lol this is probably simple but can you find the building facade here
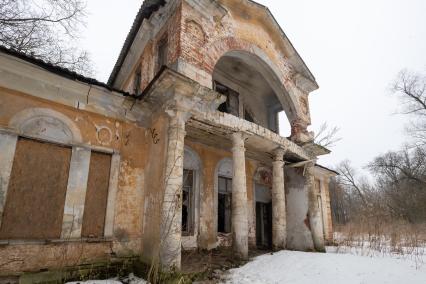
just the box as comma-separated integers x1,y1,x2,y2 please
0,0,336,277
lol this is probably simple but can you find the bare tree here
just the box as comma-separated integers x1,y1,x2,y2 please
335,160,369,207
0,0,93,75
392,70,426,146
368,147,426,223
328,177,349,224
314,122,341,148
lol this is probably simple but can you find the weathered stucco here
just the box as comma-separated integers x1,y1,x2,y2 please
285,167,315,251
0,0,335,277
0,88,148,275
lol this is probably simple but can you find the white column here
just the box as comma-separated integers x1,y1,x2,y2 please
306,161,325,252
272,148,286,250
160,110,188,270
104,153,121,237
231,132,248,260
61,147,91,239
0,133,18,228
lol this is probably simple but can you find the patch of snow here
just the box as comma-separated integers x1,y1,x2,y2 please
66,273,147,284
225,249,426,284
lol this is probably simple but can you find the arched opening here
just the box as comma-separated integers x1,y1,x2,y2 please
9,107,82,144
212,51,293,135
182,146,202,239
214,158,233,235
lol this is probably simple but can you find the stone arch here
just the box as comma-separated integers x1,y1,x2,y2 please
215,157,233,179
184,146,202,171
205,37,302,122
9,108,82,144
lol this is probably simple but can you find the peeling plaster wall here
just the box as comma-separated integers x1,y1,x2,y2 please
140,114,168,264
285,167,315,251
123,0,313,126
184,140,256,250
313,171,334,243
185,140,229,249
178,0,311,124
0,88,148,275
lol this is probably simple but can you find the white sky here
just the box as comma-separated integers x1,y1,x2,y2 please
80,0,426,171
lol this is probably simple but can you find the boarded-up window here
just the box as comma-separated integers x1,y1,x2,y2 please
0,138,71,239
81,152,111,238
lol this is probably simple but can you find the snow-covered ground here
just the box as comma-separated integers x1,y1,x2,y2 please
225,247,426,284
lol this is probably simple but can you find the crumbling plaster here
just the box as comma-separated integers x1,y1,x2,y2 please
0,88,148,275
118,0,317,141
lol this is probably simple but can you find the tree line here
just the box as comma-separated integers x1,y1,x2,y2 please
330,71,426,226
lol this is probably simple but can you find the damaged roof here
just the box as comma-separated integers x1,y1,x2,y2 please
107,0,166,86
315,164,339,176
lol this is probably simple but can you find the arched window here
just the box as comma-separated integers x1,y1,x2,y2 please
215,158,233,234
0,108,119,241
182,146,201,237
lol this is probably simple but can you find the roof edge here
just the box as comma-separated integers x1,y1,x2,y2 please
107,0,166,86
0,45,132,96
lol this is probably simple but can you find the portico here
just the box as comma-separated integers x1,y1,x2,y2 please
140,68,326,268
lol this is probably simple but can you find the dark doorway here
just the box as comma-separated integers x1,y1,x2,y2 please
256,202,272,249
218,176,232,233
182,169,194,235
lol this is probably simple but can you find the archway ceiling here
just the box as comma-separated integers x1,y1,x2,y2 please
214,55,279,106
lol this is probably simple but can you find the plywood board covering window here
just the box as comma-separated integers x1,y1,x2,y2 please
81,151,111,238
0,138,71,239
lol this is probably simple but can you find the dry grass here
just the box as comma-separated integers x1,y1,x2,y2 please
332,221,426,268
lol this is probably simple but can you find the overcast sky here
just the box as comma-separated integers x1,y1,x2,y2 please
80,0,426,172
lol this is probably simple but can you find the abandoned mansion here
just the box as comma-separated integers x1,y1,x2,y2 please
0,0,337,276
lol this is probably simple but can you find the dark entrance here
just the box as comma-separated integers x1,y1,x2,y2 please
256,202,272,249
218,176,232,233
255,184,272,249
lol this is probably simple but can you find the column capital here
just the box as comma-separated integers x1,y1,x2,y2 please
273,147,287,162
165,108,191,129
231,132,248,149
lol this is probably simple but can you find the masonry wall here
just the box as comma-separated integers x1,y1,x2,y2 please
179,0,311,124
123,0,312,128
0,87,149,275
